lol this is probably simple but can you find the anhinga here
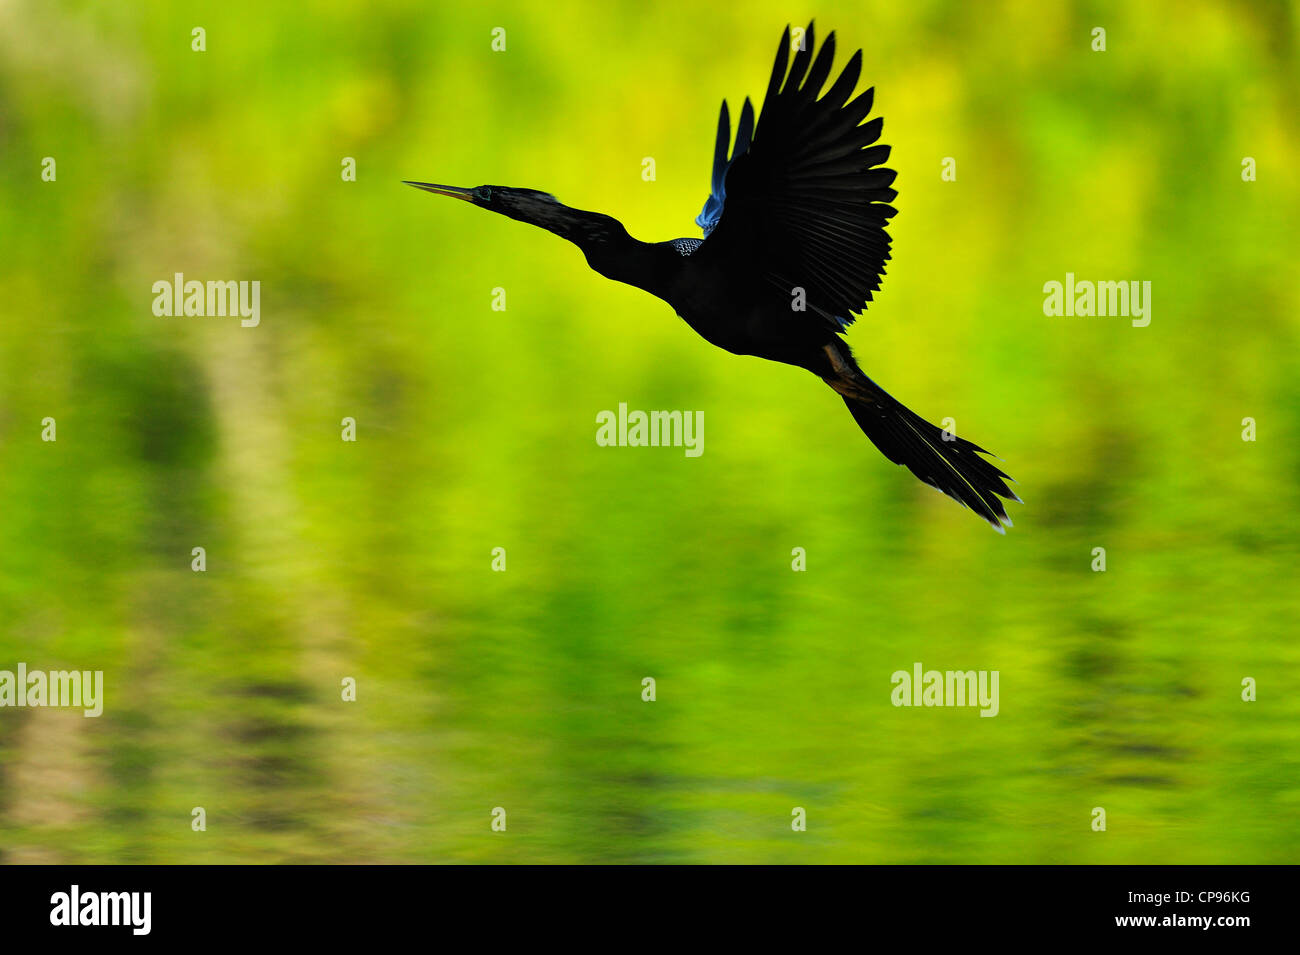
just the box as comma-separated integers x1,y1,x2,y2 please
407,22,1020,531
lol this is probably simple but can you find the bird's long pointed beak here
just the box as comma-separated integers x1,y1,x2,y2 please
403,181,475,201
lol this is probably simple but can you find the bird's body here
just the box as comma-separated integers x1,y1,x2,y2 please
408,23,1020,530
666,251,809,362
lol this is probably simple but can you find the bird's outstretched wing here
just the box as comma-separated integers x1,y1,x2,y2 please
696,22,897,332
695,98,754,237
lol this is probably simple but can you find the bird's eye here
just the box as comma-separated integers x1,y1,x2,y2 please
474,186,493,202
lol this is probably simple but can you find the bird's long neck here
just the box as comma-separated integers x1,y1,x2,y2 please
508,202,679,300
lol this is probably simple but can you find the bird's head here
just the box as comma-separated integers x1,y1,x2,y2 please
404,179,628,252
403,181,565,224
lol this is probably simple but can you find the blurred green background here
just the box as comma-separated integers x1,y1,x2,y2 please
1,0,1297,864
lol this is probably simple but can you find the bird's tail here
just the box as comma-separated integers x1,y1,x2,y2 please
837,375,1020,532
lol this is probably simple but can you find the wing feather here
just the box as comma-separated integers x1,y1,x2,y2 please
694,22,898,331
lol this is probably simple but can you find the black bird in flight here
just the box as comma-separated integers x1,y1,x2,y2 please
407,22,1019,530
